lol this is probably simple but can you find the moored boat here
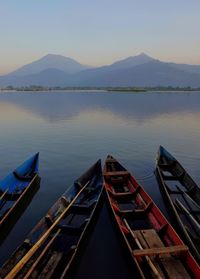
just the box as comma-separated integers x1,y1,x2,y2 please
104,155,200,279
1,159,103,279
156,146,200,204
155,146,200,264
0,153,40,242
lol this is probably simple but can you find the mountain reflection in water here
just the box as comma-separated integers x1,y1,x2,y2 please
0,91,200,278
0,91,200,122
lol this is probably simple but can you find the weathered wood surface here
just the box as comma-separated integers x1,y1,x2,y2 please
133,245,188,257
134,229,191,279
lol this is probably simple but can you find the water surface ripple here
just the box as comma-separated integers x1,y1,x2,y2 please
0,91,200,278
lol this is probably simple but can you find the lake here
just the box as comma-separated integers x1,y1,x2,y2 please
0,91,200,278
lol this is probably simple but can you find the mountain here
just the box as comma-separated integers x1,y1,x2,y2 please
0,53,200,87
108,53,153,70
69,60,200,87
9,54,90,76
67,53,155,85
0,69,70,87
167,63,200,75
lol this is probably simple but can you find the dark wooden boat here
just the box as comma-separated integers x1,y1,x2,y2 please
155,146,200,264
156,146,200,204
1,160,103,279
0,153,40,241
104,155,200,279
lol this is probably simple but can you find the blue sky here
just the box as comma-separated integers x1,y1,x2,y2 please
0,0,200,74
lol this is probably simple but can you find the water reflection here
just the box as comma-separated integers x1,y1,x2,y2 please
0,91,200,278
0,91,200,123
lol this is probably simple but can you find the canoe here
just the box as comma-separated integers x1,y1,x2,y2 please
1,160,103,279
0,153,40,241
156,146,200,204
104,155,200,279
155,146,200,264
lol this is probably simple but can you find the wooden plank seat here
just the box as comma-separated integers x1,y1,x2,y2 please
133,245,188,257
119,206,150,215
163,174,184,181
165,185,184,195
159,161,175,168
104,171,130,177
118,209,146,217
133,229,191,279
74,180,98,192
165,185,196,197
56,222,86,234
70,202,95,213
109,187,140,198
118,202,153,215
109,191,134,198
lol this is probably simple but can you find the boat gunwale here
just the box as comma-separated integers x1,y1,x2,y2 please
157,146,200,196
155,164,200,265
0,160,103,278
104,155,200,278
0,173,40,227
60,176,104,278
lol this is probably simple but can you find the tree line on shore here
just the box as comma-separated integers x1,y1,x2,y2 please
0,85,200,92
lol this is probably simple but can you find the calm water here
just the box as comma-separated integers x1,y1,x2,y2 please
0,91,200,278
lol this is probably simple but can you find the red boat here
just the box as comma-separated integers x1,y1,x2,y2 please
103,155,200,279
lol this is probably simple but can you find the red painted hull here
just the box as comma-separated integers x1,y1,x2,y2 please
103,155,200,279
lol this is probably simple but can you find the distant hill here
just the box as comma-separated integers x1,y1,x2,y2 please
0,69,70,87
0,53,200,87
167,63,200,75
73,60,200,87
9,54,90,76
108,53,153,70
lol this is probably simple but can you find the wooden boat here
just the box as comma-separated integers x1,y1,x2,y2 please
1,160,103,279
156,146,200,204
0,153,40,241
104,155,200,279
155,146,200,264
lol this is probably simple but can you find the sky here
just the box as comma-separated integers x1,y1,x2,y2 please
0,0,200,74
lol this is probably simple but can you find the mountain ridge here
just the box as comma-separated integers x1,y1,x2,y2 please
1,53,200,87
9,54,91,76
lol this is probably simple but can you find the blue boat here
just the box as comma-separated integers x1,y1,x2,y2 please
0,153,40,240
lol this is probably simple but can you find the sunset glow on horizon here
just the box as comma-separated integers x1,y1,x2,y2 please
0,0,200,74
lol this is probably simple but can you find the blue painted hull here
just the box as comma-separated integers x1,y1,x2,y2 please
0,153,40,241
0,153,39,195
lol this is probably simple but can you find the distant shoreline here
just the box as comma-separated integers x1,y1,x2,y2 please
0,87,200,93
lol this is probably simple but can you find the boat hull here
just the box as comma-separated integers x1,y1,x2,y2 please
155,146,200,264
1,160,103,278
0,154,40,243
104,155,200,279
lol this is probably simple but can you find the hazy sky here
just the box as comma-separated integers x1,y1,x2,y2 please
0,0,200,74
